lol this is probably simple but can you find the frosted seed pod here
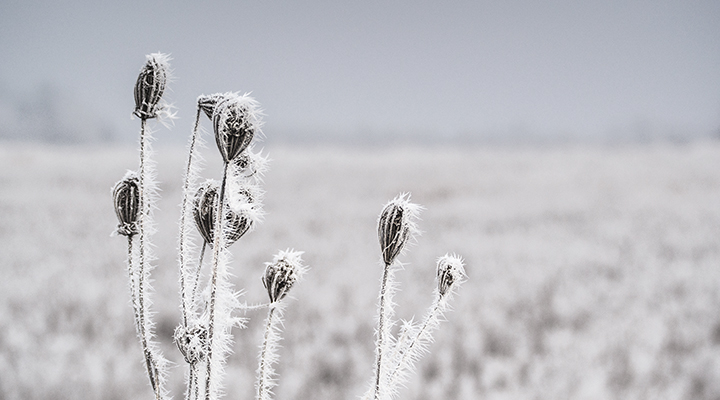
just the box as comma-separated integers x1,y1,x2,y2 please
112,172,140,237
173,322,208,365
231,148,268,179
378,193,421,265
436,254,467,297
212,94,261,163
197,93,227,120
261,250,306,303
133,53,169,120
192,181,252,246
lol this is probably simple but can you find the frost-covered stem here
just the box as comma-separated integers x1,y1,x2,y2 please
204,162,229,400
256,304,282,400
186,367,195,400
186,364,202,400
388,300,441,388
126,236,141,331
138,118,162,400
374,261,393,400
179,106,203,326
239,302,271,312
192,365,200,400
191,242,207,312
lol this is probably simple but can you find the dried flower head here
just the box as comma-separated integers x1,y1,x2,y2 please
173,322,208,365
113,171,140,237
261,249,307,303
133,53,170,120
436,254,467,297
212,93,263,163
193,180,252,246
378,193,421,265
231,146,270,180
197,93,227,120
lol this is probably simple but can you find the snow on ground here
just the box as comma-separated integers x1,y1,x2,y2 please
1,140,719,399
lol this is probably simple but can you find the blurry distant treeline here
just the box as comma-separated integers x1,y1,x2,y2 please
1,83,718,145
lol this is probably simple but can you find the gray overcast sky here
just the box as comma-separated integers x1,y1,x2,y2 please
1,0,719,142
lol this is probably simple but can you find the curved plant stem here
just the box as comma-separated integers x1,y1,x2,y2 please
388,300,441,387
179,106,203,326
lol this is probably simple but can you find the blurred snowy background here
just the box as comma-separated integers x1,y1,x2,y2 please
1,1,720,399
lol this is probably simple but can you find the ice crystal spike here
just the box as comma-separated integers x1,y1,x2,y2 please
212,94,261,163
378,193,420,265
197,93,227,120
262,250,306,303
436,254,466,297
113,172,140,237
174,322,208,365
133,53,169,120
193,181,252,246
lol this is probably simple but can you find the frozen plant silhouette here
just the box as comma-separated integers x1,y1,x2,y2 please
113,53,465,400
363,194,466,400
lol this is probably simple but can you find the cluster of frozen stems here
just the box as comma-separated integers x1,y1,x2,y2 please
112,53,466,400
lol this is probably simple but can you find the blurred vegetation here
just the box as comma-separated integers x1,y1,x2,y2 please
1,141,720,399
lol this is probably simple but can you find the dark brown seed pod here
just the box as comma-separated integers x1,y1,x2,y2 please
133,53,169,120
113,172,140,237
197,93,227,120
173,323,208,365
261,250,306,303
378,193,420,265
193,181,252,246
436,254,466,297
212,94,260,163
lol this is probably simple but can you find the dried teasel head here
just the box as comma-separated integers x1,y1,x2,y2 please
193,180,252,246
112,171,140,237
436,254,467,297
261,249,307,303
173,322,208,365
212,93,262,163
133,53,170,120
378,193,421,266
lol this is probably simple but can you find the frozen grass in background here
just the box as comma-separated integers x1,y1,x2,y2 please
1,141,720,399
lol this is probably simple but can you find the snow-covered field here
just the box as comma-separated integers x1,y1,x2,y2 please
1,141,719,399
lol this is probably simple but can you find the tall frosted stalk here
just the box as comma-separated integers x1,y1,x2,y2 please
112,52,173,400
204,162,230,400
256,250,307,400
370,193,420,400
386,255,466,391
179,105,205,326
203,92,263,400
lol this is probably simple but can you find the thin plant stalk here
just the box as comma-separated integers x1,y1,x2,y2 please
126,236,141,332
179,106,204,326
204,162,229,400
387,300,441,389
386,254,466,395
190,241,207,312
256,304,281,400
255,249,306,400
186,365,201,400
373,261,395,400
137,118,163,400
